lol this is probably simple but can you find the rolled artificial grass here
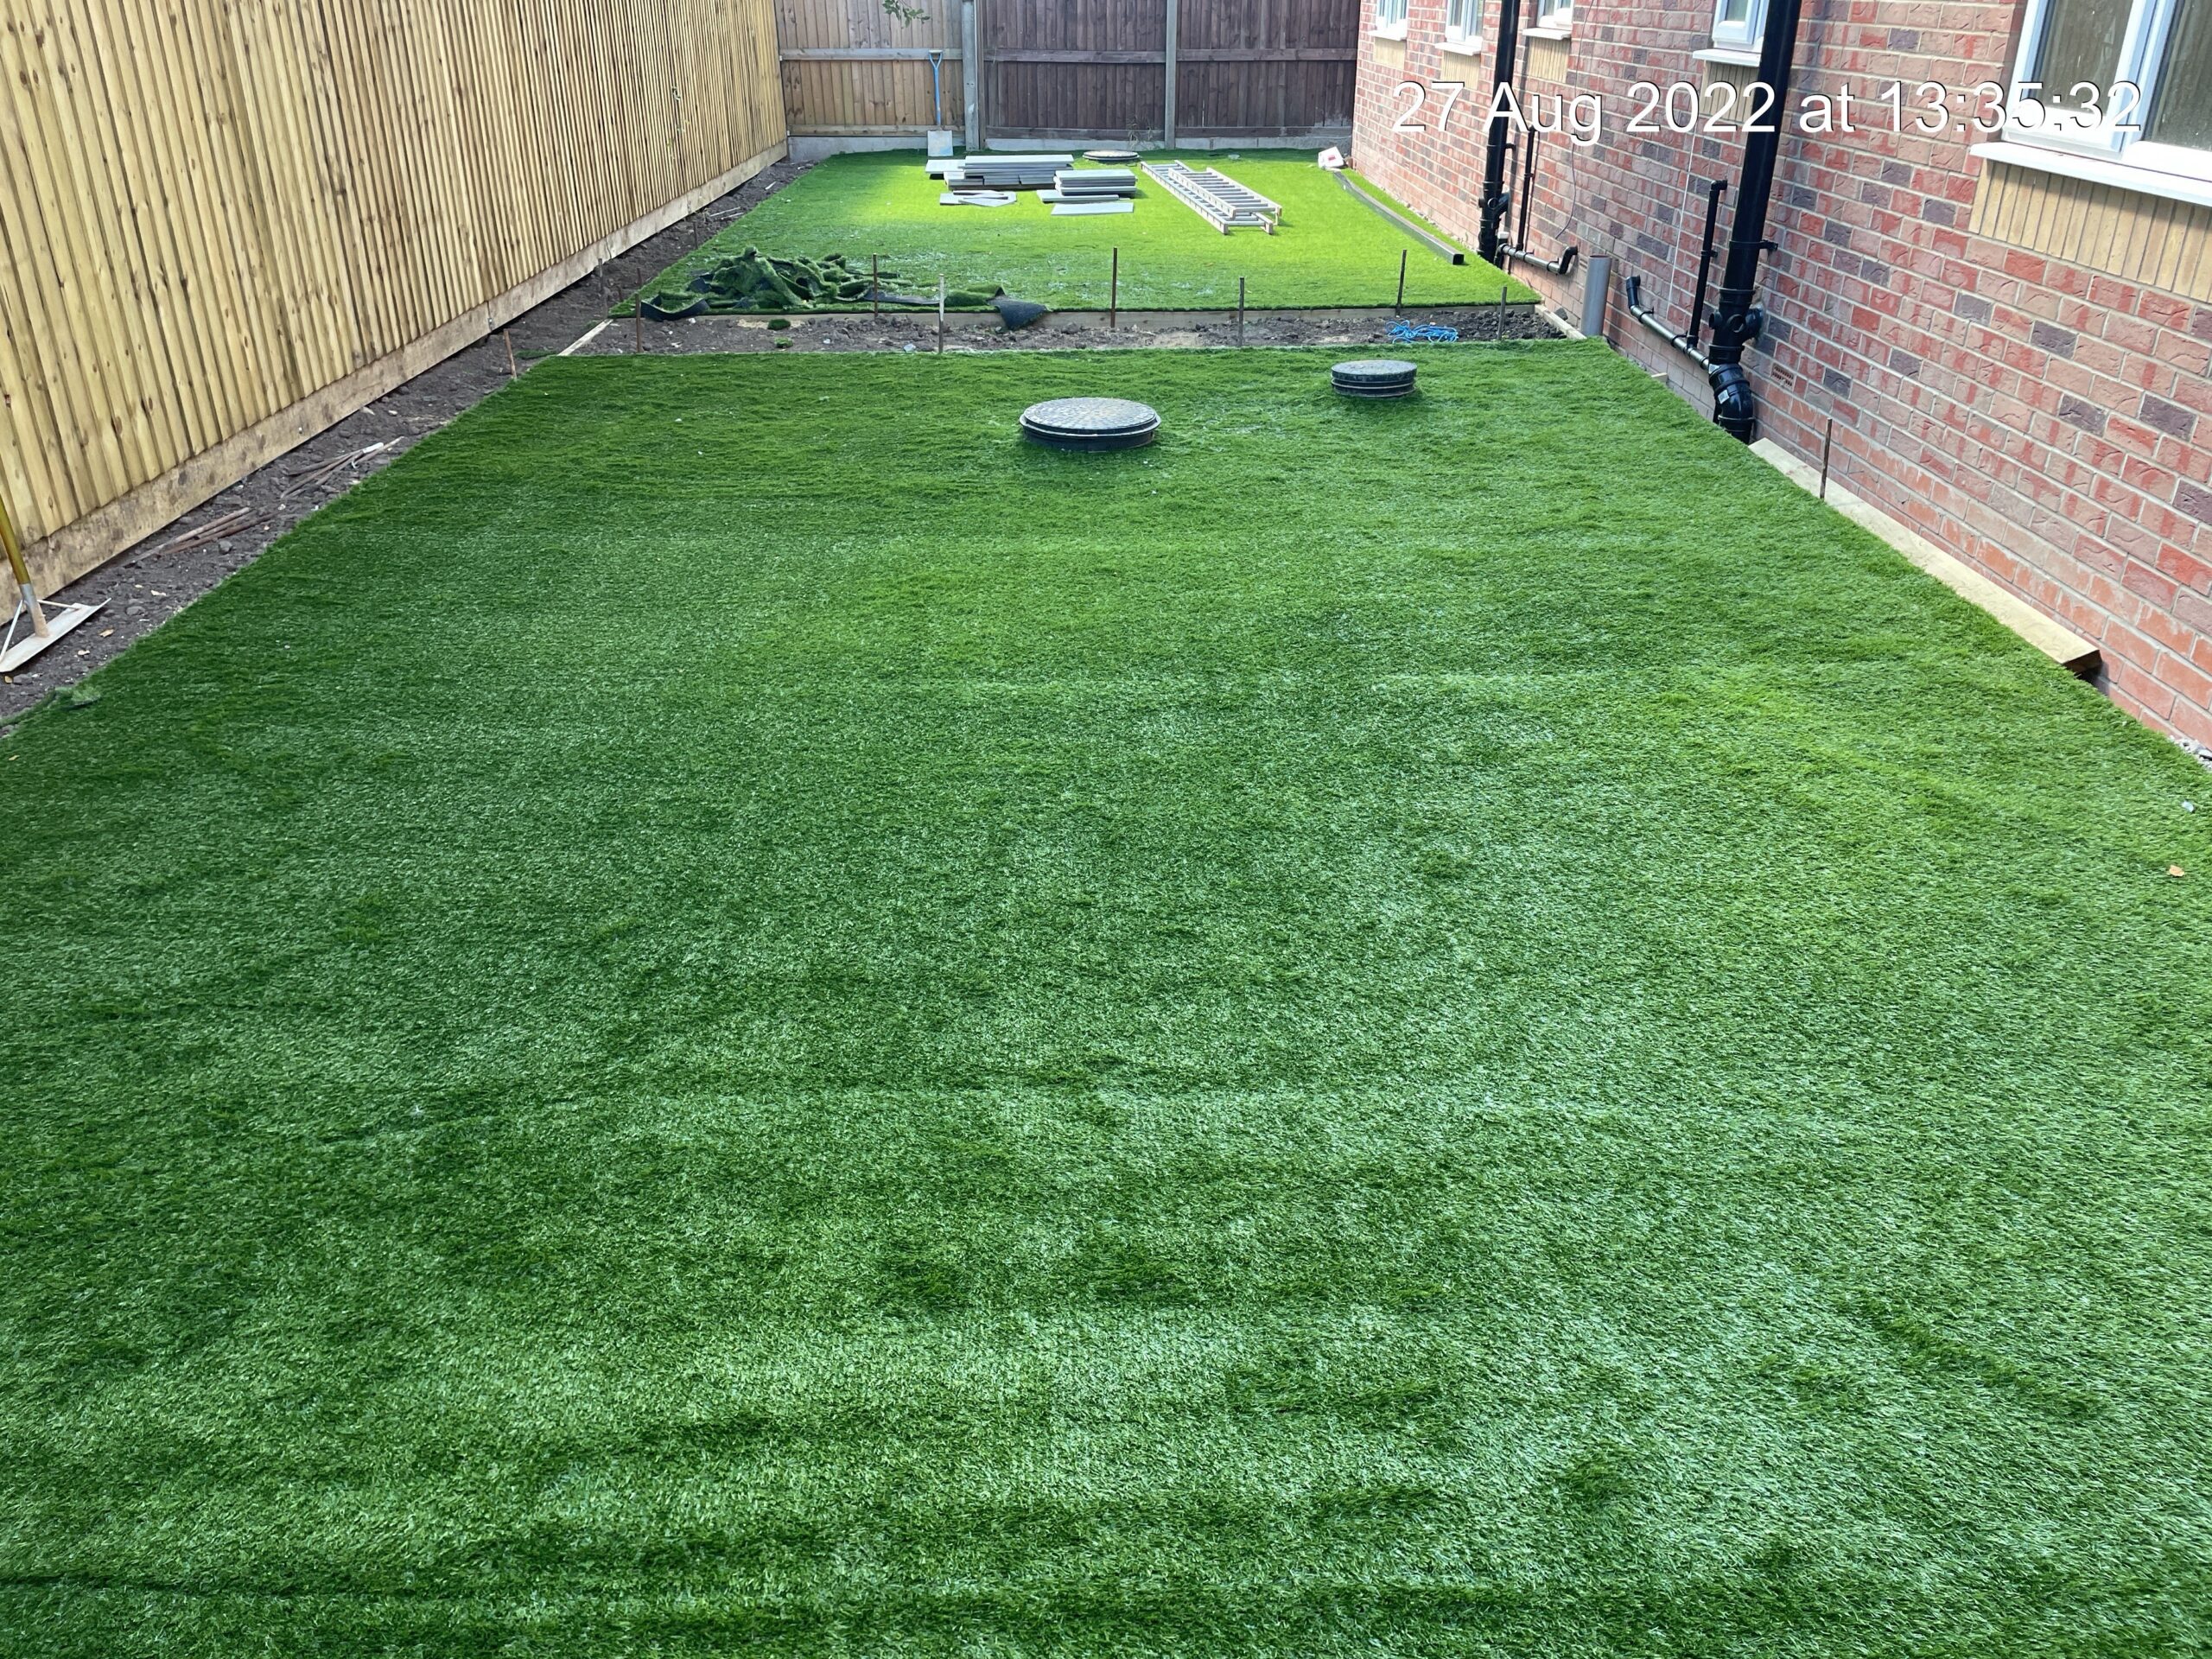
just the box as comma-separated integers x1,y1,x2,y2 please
636,149,1535,312
3,345,2210,1656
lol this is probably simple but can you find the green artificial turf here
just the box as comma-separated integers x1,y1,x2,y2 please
637,149,1533,312
4,344,2212,1656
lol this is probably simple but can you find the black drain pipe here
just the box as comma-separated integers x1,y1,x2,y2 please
1504,133,1580,276
1476,0,1522,267
1705,0,1807,442
1623,179,1724,361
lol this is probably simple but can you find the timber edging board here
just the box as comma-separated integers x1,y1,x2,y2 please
1336,172,1467,265
1751,438,2101,678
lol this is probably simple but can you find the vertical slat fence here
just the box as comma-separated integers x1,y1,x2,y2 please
0,0,788,590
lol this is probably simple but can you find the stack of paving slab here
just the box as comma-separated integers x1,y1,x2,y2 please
927,151,1072,180
943,156,1066,194
1042,168,1136,216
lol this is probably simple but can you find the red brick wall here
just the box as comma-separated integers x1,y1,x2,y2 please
1351,1,2212,747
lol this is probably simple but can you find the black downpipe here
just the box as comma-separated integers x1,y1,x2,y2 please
1706,0,1806,442
1621,274,1710,366
1476,0,1522,267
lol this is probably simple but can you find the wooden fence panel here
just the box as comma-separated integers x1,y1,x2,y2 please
981,0,1166,141
774,0,1357,143
1177,0,1357,136
0,0,787,591
774,0,960,135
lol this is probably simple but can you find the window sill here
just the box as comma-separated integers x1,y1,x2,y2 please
1523,24,1572,40
1971,140,2212,213
1440,35,1483,58
1371,21,1408,41
1692,45,1760,66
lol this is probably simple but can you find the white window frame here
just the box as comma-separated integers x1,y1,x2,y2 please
1445,0,1482,47
2007,0,2211,181
1712,0,1768,51
1374,0,1408,40
1532,0,1573,32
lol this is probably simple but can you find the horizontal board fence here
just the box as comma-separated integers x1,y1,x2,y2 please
776,0,1355,143
0,0,787,592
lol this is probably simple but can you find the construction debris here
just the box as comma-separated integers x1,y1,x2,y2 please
140,505,261,560
1043,168,1136,202
991,296,1051,331
927,152,1071,178
944,156,1060,193
289,442,390,491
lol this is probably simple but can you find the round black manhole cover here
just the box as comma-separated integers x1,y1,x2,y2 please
1332,359,1419,397
1020,397,1161,450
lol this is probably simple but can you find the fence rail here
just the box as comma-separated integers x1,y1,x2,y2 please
0,0,787,592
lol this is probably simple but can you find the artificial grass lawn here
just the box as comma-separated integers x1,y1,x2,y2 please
4,343,2212,1656
640,149,1533,312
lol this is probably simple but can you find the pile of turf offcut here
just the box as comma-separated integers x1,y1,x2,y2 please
638,246,1002,317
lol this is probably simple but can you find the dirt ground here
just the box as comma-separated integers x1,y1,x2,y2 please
590,300,1554,357
3,156,1560,729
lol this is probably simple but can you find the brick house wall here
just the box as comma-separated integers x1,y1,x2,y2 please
1351,1,2212,747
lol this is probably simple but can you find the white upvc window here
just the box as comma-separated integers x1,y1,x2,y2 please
1374,0,1408,38
2008,0,2210,180
1712,0,1769,50
1445,0,1481,46
1534,0,1573,30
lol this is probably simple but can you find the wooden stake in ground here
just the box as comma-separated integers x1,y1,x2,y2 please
1820,417,1834,500
504,330,518,378
1395,249,1407,314
1110,247,1119,332
1237,276,1246,346
872,254,880,319
938,276,946,353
